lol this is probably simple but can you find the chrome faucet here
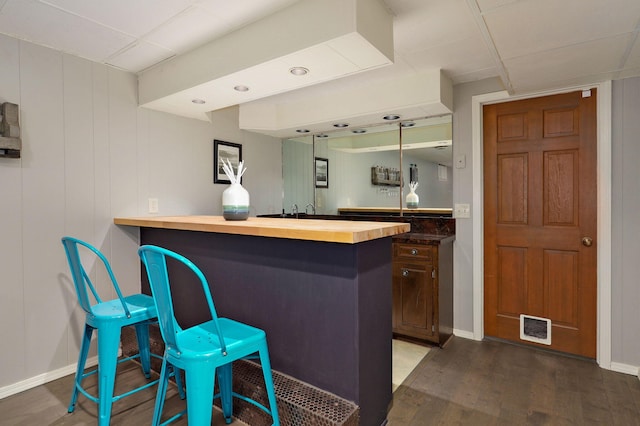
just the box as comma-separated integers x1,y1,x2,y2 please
291,204,299,216
305,203,316,215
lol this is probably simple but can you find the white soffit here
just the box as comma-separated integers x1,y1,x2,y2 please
238,69,453,138
138,0,394,121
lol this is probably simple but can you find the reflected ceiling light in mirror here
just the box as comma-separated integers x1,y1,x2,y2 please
289,67,309,76
316,134,328,138
192,98,205,104
333,123,349,128
296,129,310,133
234,85,250,92
352,129,366,134
401,121,415,127
383,114,400,120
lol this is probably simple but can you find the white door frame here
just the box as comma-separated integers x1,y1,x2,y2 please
471,81,612,369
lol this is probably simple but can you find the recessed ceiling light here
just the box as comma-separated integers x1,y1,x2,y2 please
401,121,415,127
289,67,309,76
234,85,249,92
296,129,310,133
352,129,366,134
192,98,205,104
333,123,349,128
383,114,400,120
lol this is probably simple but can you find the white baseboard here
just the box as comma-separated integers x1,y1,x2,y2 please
453,329,476,340
0,356,98,400
610,361,640,377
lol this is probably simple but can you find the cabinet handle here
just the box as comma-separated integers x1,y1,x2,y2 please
410,248,418,255
401,269,409,277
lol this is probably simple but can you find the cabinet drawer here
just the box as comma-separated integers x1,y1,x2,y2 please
394,243,432,261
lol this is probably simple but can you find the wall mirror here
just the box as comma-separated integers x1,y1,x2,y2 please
282,114,453,216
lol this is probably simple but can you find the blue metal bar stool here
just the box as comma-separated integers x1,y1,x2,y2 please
62,236,162,425
138,245,280,426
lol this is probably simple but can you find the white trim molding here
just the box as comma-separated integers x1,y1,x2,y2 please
471,82,613,369
609,362,640,377
0,356,98,399
453,328,475,340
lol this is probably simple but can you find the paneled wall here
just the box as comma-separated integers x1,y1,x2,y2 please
0,35,282,392
611,77,640,369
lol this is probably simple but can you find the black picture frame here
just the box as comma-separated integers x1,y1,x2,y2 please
214,140,242,184
315,157,329,188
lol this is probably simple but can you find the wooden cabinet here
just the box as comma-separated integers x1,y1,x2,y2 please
392,238,453,346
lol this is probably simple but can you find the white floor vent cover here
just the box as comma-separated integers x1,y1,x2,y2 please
520,314,552,345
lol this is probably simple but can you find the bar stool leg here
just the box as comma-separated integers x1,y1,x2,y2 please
96,324,122,426
259,345,280,426
68,324,93,413
185,365,216,425
217,363,233,424
152,358,171,426
134,322,152,378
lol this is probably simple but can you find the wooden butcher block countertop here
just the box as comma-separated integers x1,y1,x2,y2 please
115,215,410,244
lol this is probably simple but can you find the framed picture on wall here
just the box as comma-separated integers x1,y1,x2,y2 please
315,157,329,188
214,139,242,184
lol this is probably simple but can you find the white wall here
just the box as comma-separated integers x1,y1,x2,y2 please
451,77,506,333
0,35,282,392
611,77,640,368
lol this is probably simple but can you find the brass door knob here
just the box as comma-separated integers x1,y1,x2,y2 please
582,236,593,247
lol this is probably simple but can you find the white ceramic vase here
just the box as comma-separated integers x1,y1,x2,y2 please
406,186,419,209
222,183,250,220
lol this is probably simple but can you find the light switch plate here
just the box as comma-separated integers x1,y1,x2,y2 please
454,203,470,218
148,198,159,214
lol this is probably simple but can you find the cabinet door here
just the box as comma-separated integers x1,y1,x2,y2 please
392,261,435,340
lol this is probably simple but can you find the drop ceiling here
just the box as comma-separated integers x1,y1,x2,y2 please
1,0,639,137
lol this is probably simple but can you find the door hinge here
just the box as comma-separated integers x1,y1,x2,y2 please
432,325,435,332
431,269,436,279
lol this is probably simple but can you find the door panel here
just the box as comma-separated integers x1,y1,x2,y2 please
497,154,528,223
484,90,597,358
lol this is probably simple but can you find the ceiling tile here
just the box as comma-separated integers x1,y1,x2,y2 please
147,0,300,53
144,6,233,53
505,34,630,91
476,0,520,12
392,0,479,52
196,0,299,24
625,36,640,69
401,36,496,82
42,0,195,37
484,0,640,60
106,41,175,72
618,66,640,79
0,0,134,62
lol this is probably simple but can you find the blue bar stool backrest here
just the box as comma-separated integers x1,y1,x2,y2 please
62,236,160,426
137,245,226,354
138,244,280,426
62,236,131,317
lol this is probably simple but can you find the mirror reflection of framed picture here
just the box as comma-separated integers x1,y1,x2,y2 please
214,139,242,184
315,157,328,188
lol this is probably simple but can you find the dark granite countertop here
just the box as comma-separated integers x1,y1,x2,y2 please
393,232,455,245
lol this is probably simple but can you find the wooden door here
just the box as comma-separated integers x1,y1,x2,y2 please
483,90,597,358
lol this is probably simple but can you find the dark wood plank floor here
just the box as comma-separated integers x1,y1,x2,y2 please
0,361,240,426
388,337,640,426
1,337,638,425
